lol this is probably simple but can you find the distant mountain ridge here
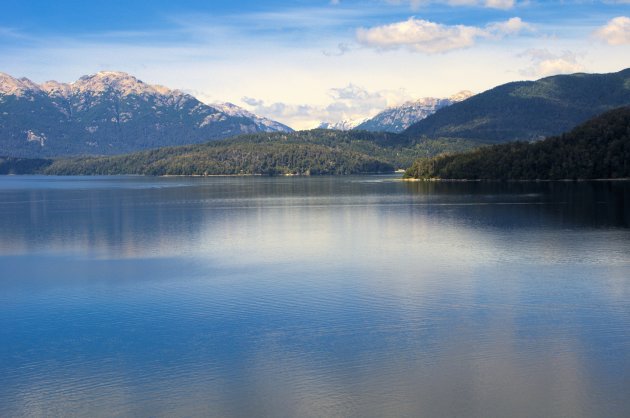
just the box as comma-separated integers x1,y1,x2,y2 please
317,119,366,131
0,71,292,157
404,68,630,143
317,91,473,133
355,91,473,133
212,102,291,132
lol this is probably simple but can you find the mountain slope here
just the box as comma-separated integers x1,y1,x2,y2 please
0,71,292,157
355,91,473,133
212,102,292,132
404,69,630,143
404,106,630,180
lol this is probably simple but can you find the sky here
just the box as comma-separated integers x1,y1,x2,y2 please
1,1,629,129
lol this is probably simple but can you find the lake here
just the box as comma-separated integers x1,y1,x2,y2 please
0,175,629,417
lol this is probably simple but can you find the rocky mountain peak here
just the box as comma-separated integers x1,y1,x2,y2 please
40,80,72,97
72,71,169,97
0,73,41,97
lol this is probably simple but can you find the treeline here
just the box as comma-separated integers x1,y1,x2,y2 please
0,129,481,176
404,106,630,180
44,141,394,175
0,157,53,174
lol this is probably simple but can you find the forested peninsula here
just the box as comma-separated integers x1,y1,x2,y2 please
404,107,630,180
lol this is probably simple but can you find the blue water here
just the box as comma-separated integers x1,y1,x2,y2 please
0,176,629,417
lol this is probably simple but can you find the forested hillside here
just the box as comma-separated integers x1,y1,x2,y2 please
1,130,480,176
404,69,630,143
404,107,630,180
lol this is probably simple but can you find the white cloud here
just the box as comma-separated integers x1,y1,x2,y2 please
356,17,531,53
241,84,413,129
486,17,532,36
594,16,630,45
386,0,516,10
484,0,515,9
519,49,584,78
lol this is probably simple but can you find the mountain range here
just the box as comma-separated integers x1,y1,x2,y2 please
404,68,630,143
0,71,292,157
317,91,473,133
2,68,630,164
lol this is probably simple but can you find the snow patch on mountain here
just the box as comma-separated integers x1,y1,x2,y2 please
26,130,46,147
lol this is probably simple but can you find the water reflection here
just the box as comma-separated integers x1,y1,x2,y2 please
0,176,629,417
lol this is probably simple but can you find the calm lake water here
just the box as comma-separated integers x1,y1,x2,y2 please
0,175,629,418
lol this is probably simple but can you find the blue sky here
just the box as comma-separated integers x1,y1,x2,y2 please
1,1,629,128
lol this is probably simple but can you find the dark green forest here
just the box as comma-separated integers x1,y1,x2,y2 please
404,107,630,180
0,157,53,174
0,130,480,176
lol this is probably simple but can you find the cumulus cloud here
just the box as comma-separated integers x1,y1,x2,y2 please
486,16,531,36
356,17,531,53
519,49,584,78
241,84,412,130
386,0,516,10
594,16,630,45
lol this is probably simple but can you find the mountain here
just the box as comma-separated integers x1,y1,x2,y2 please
317,119,366,131
404,69,630,143
0,71,292,157
212,102,292,133
404,106,630,180
355,91,473,133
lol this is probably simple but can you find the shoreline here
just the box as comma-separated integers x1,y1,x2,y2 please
401,177,630,182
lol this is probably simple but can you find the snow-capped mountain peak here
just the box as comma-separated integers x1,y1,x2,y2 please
317,91,474,133
317,118,366,131
40,80,72,98
353,91,475,133
0,70,293,157
0,73,42,97
71,71,173,97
